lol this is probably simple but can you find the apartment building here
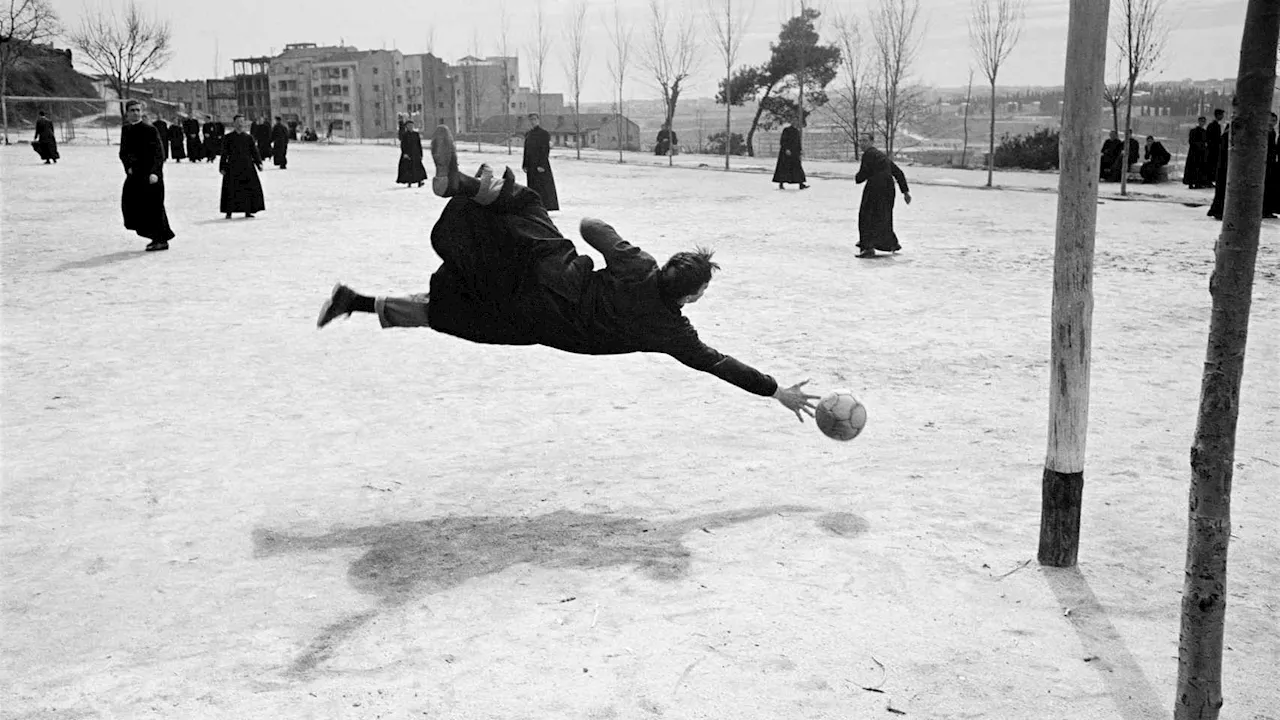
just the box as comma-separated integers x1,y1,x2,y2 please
402,52,457,132
268,43,355,132
310,49,406,138
450,55,518,132
231,57,272,121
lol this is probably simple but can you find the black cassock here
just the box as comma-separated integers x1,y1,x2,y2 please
654,128,677,156
183,118,203,161
32,116,59,161
1266,129,1280,216
855,146,910,253
1208,128,1230,219
119,122,174,242
270,122,289,168
522,126,559,211
219,131,265,214
1140,141,1171,183
397,131,428,185
168,123,187,161
252,122,273,162
1205,120,1223,184
772,126,806,184
154,120,170,160
1183,126,1208,187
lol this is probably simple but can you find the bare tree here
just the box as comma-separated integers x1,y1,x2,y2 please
705,0,754,169
1,0,61,144
640,0,700,165
829,9,869,158
497,0,515,154
68,1,172,115
528,0,551,116
969,0,1025,187
1176,6,1277,717
869,0,924,155
604,0,633,163
466,30,490,151
560,0,589,160
1101,56,1126,135
1112,0,1170,195
961,68,974,167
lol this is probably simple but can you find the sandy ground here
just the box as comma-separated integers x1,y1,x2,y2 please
1,142,1277,720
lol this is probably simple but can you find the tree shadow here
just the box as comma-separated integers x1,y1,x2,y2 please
50,250,149,272
255,505,867,673
1043,567,1165,720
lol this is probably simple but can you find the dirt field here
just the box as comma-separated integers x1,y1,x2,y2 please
2,141,1276,719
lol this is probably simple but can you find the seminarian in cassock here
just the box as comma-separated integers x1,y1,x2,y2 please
32,111,59,164
521,113,558,211
119,101,175,252
396,120,428,187
168,120,187,162
271,117,290,169
220,115,266,219
855,134,912,259
183,115,203,161
772,121,808,190
252,117,273,163
1183,116,1209,188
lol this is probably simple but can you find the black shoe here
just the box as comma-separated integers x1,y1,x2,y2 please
145,240,169,252
778,183,785,190
799,183,810,190
430,125,459,197
245,213,255,218
856,249,876,259
317,283,356,328
225,213,232,219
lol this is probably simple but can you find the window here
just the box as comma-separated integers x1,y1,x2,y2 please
375,101,381,109
438,101,444,109
342,85,349,95
314,103,320,111
373,84,380,92
375,117,381,127
343,103,351,113
394,78,400,87
396,95,402,103
341,68,349,78
279,80,288,91
372,67,379,75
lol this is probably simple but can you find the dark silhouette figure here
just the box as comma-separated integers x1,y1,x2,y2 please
772,123,808,189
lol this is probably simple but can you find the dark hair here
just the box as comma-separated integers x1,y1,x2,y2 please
275,116,281,122
1146,135,1154,141
125,100,142,111
233,114,244,122
1213,108,1224,116
1197,115,1206,122
659,247,719,302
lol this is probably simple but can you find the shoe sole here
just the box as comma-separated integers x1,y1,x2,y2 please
317,283,347,328
431,126,456,197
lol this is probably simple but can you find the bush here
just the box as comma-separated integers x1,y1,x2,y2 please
991,127,1060,170
706,131,746,156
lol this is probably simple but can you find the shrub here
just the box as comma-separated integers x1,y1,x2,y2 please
706,131,747,156
991,127,1060,170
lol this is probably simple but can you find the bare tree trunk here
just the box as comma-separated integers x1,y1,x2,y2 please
1120,84,1135,195
1175,2,1278,716
961,70,973,167
1039,0,1109,569
987,80,997,186
2,69,9,146
723,57,731,169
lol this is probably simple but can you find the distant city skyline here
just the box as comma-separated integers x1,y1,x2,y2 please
51,0,1248,104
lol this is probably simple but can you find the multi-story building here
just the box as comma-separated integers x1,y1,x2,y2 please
402,52,457,132
205,78,238,122
268,43,355,133
232,56,272,122
450,55,518,132
514,88,565,117
310,49,406,138
138,79,209,118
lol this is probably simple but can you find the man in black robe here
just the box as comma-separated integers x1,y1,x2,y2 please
153,117,170,160
1207,103,1235,220
1140,135,1171,184
772,122,808,189
1183,117,1208,188
202,119,219,162
522,113,559,211
119,101,175,252
32,111,59,163
251,117,273,163
168,120,187,161
1100,130,1123,181
855,135,911,259
316,125,819,421
654,123,677,156
219,114,265,219
396,120,428,187
271,116,290,169
183,116,203,161
1205,108,1225,187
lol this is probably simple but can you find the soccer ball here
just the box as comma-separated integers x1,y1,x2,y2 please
815,390,867,441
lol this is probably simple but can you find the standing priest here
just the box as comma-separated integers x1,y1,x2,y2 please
521,112,559,211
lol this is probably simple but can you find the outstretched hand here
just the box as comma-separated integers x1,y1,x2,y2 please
774,379,820,423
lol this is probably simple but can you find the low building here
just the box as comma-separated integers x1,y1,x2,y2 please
478,112,640,151
138,78,209,118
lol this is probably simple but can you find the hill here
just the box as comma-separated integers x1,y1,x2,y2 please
3,41,100,130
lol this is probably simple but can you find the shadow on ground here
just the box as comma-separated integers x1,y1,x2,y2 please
50,250,149,272
255,506,866,673
1044,567,1165,720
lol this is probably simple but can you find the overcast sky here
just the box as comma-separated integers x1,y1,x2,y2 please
53,0,1247,102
